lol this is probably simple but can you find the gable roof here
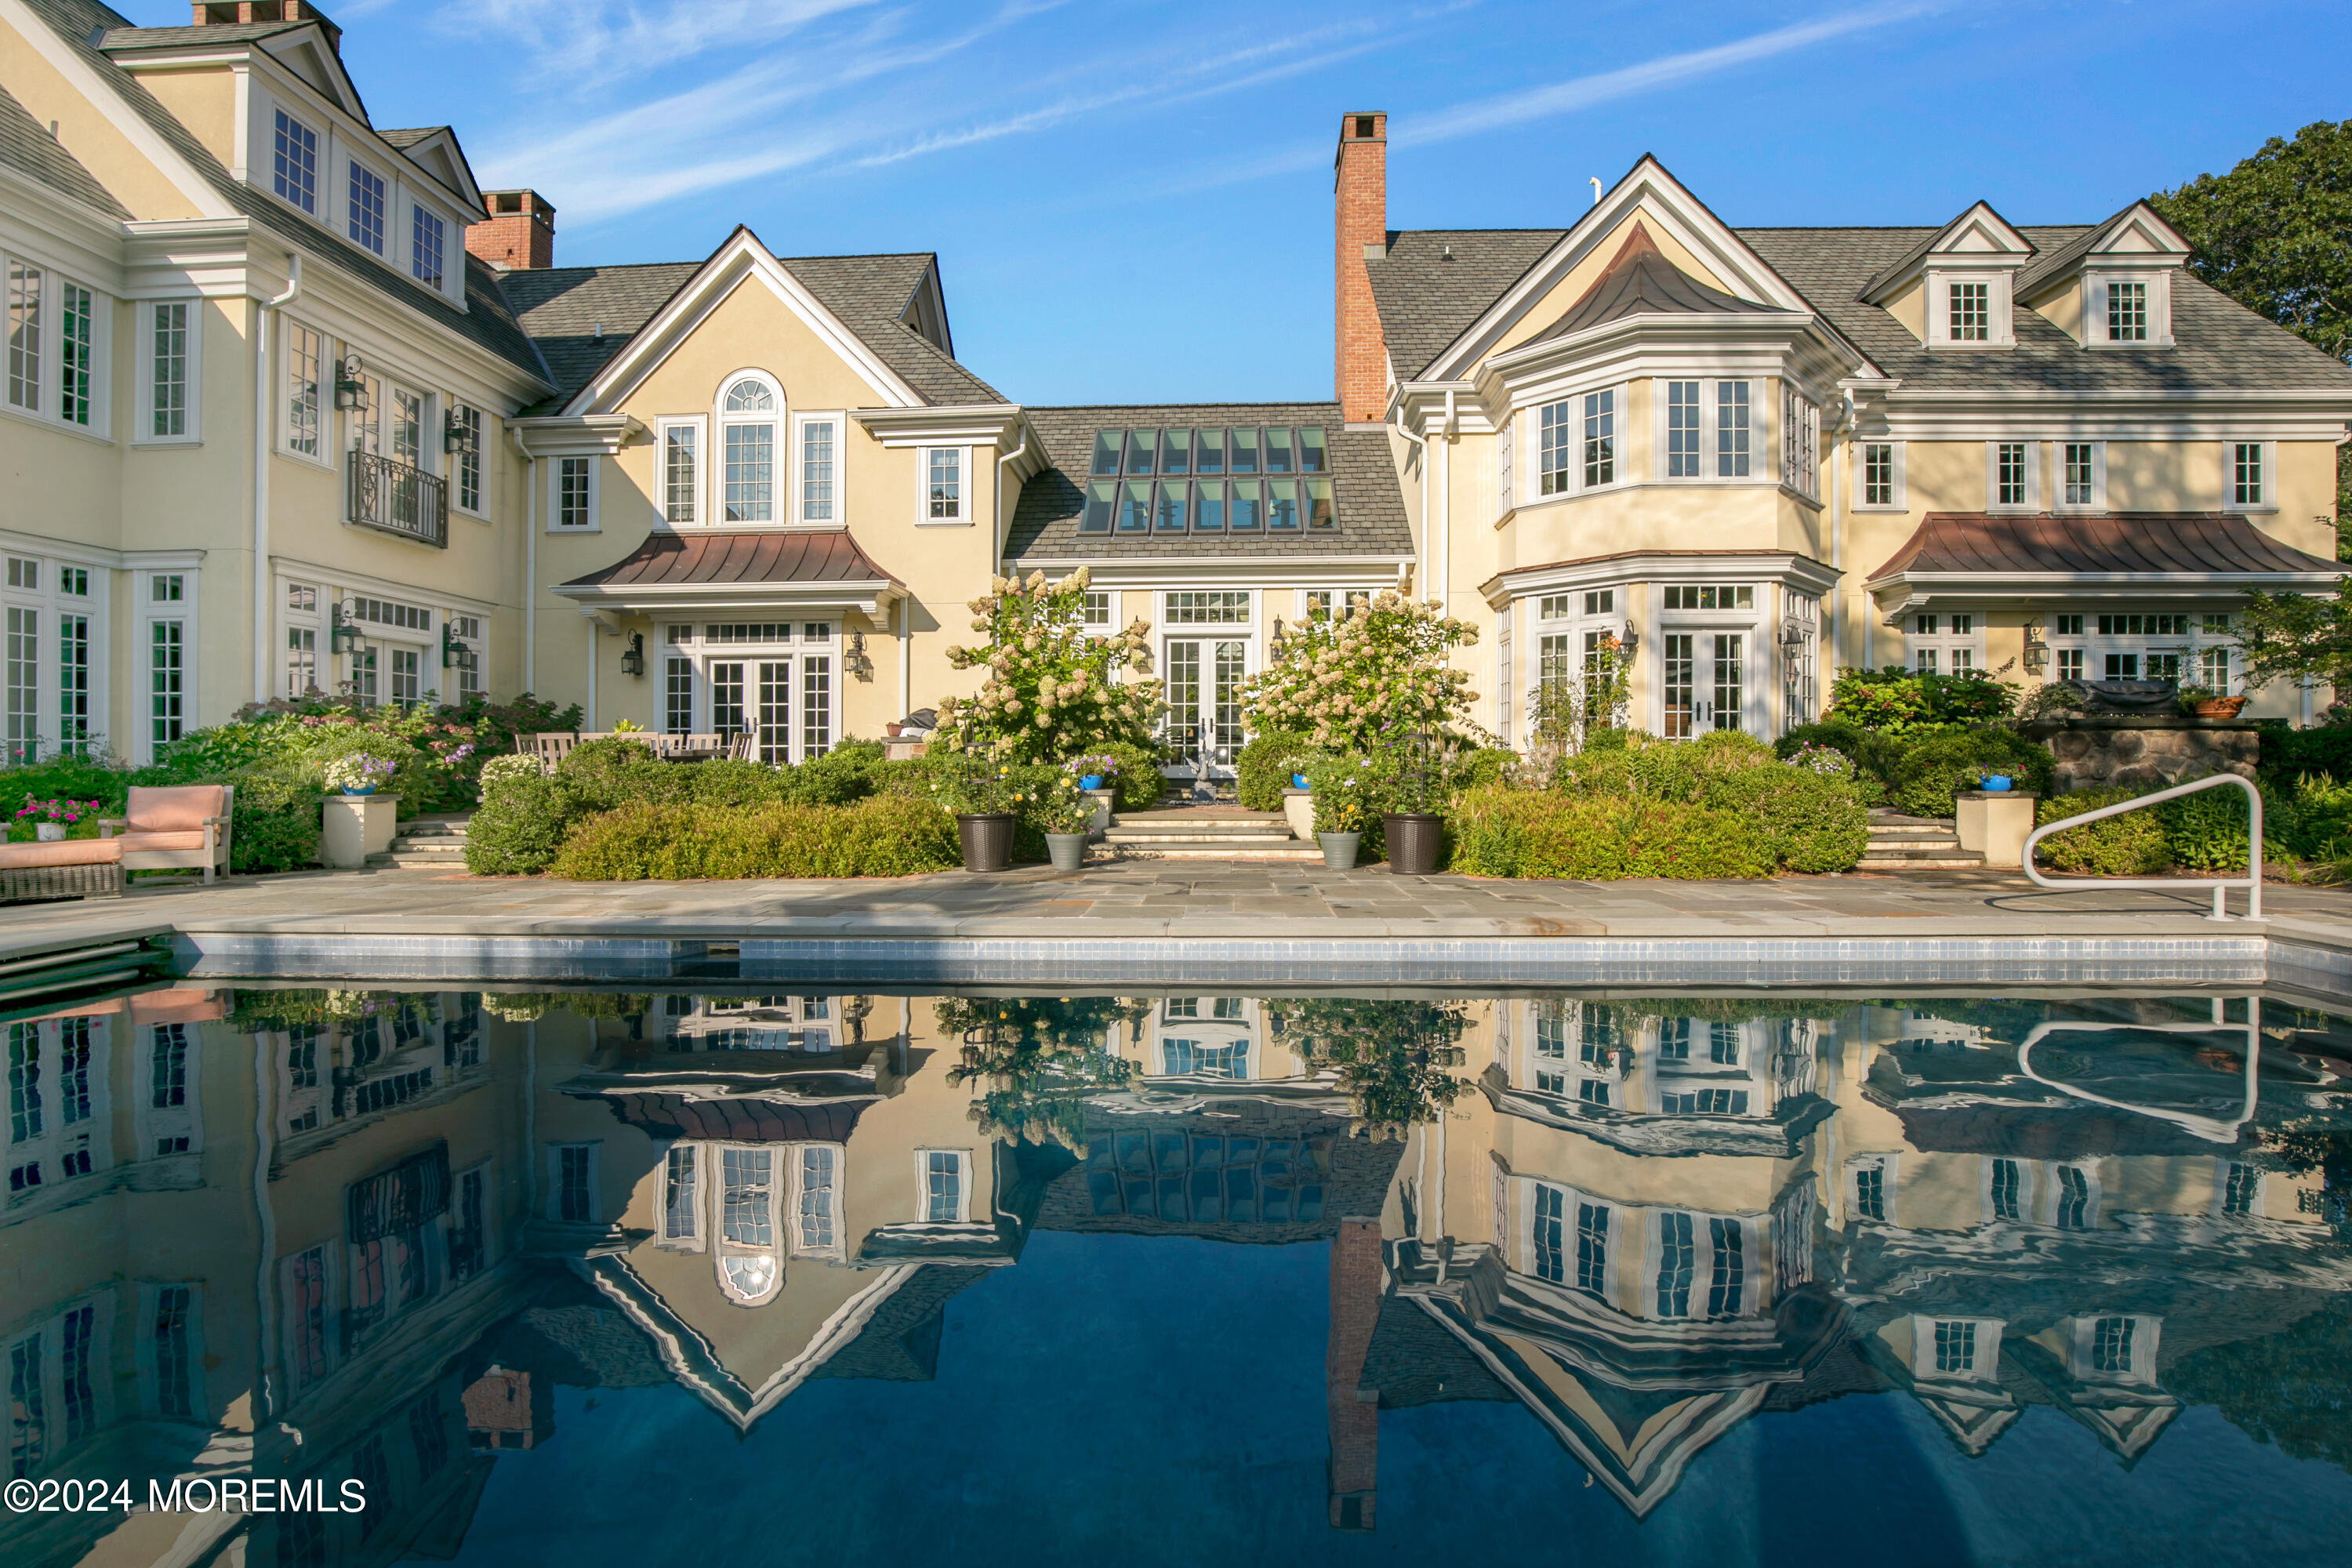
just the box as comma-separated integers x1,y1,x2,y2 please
1857,199,2034,301
19,0,550,389
1365,229,1566,382
1527,222,1777,344
2014,200,2189,298
501,248,1002,416
0,81,129,219
1003,401,1413,563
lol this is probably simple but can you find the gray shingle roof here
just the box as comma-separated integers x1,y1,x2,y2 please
0,82,129,219
93,20,307,49
500,247,1004,414
1855,201,2033,300
21,0,550,389
1365,228,1563,381
376,126,443,151
1529,223,1774,344
1004,401,1413,563
1370,218,2352,394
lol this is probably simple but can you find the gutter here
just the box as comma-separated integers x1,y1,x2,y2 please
995,415,1029,572
251,254,300,705
510,424,535,691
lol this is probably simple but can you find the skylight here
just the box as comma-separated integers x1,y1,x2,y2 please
1080,424,1334,535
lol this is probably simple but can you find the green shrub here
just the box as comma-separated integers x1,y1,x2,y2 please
465,775,582,875
227,766,322,873
686,759,785,808
2034,788,2169,875
0,757,131,815
2154,778,2292,873
2280,772,2352,860
1774,720,1867,765
775,750,883,807
1715,766,1871,873
2256,721,2352,796
1449,747,1517,797
1446,788,1770,879
1237,728,1316,811
1887,730,2054,818
1101,740,1164,813
551,795,961,880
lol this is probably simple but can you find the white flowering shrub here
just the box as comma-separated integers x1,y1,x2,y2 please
937,567,1162,762
1241,591,1479,753
477,753,546,794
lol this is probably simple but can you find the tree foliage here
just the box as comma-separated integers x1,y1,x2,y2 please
936,568,1161,762
1241,591,1479,753
2230,579,2352,690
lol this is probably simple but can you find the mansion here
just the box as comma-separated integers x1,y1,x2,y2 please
2,2,2350,775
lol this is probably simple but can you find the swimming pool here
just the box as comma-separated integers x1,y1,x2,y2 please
5,979,2349,1566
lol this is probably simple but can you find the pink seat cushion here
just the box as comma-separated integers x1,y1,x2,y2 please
113,829,211,853
128,786,227,833
0,838,122,868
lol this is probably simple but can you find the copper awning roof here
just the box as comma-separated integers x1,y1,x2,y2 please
598,1092,873,1143
553,529,904,612
1868,512,2339,589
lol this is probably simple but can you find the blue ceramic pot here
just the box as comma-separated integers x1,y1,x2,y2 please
1292,773,1309,789
1079,775,1104,791
1980,775,2013,792
342,784,377,797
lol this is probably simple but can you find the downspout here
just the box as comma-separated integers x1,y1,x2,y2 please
1437,388,1456,613
896,596,910,720
510,426,536,692
252,256,301,705
252,1024,277,1424
1832,390,1853,684
585,617,597,731
995,417,1029,575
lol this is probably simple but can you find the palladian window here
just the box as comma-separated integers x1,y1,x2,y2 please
720,378,777,522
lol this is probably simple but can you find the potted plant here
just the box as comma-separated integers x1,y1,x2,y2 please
324,753,396,797
1065,753,1119,792
2177,684,2248,719
935,741,1018,873
14,796,101,843
1307,759,1366,870
1978,773,2013,793
1375,733,1447,876
1037,775,1095,873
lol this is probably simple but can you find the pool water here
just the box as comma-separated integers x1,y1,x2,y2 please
6,983,2352,1566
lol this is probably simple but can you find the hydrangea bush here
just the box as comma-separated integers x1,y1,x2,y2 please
936,568,1161,762
1241,592,1479,753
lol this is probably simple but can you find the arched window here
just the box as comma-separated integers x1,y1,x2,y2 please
717,374,780,523
713,1145,781,1304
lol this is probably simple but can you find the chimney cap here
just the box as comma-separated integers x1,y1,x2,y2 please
1341,111,1385,140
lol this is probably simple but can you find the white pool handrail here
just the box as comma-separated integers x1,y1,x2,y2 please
2020,771,2261,920
2012,1000,2259,1145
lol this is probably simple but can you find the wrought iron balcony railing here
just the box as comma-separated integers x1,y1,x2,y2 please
347,451,448,549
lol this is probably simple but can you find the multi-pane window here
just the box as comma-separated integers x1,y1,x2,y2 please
1082,424,1330,533
1581,390,1615,487
389,648,422,710
2063,442,2096,506
1575,1200,1609,1294
1661,584,1753,611
1532,1185,1565,1282
927,447,963,519
1863,442,1895,506
1656,1211,1694,1317
59,1305,96,1444
2107,280,2147,342
797,1146,837,1251
1989,1157,2020,1221
1665,381,1700,477
2091,1316,2135,1374
2200,644,2230,693
557,458,591,528
663,426,699,524
1995,442,2030,506
1081,591,1111,629
557,1145,595,1223
8,1334,44,1475
1949,280,1989,341
720,379,775,521
273,110,317,212
151,303,188,437
411,206,445,289
2232,443,2264,506
665,654,694,735
288,625,317,700
801,419,836,521
152,1287,195,1419
6,263,40,412
57,285,91,426
1496,417,1512,514
2223,1161,2259,1216
150,619,183,746
1538,401,1573,495
284,322,321,456
454,407,482,511
1708,1218,1744,1315
1716,381,1750,477
7,1022,38,1144
1780,387,1818,497
923,1149,963,1222
1934,1319,1976,1374
348,163,386,254
1853,1160,1886,1221
801,653,831,757
2055,1164,2091,1228
663,1146,698,1240
1165,591,1250,624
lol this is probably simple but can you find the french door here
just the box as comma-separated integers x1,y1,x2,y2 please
704,655,831,763
1661,631,1747,738
1163,639,1247,780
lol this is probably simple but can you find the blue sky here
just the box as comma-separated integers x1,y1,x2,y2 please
131,0,2345,405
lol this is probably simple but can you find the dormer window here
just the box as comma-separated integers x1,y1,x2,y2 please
272,110,316,214
1926,269,2013,347
2083,272,2172,348
2108,281,2146,340
1948,281,1990,342
348,164,385,256
411,208,445,290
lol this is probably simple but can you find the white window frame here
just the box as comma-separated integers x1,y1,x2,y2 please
1494,412,1513,518
1855,440,1905,511
2054,440,2107,512
915,1147,972,1223
133,299,201,446
135,1280,208,1421
1984,440,2039,513
545,1141,601,1224
270,106,318,216
658,1142,706,1251
136,568,196,764
1530,384,1629,500
448,405,486,517
1926,267,2014,349
713,369,783,524
346,156,388,256
919,445,969,524
550,456,598,532
1778,384,1819,500
792,411,846,526
789,1142,846,1259
2223,441,2275,513
2,255,110,440
2085,270,2172,348
409,199,448,291
655,417,705,528
280,320,327,465
1649,379,1758,485
1845,1152,1899,1227
1904,609,1984,675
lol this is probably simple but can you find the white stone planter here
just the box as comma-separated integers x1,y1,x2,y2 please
323,794,398,869
1280,787,1315,843
1957,790,2038,870
1085,789,1116,836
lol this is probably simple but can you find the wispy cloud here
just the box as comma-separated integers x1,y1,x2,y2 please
437,0,890,89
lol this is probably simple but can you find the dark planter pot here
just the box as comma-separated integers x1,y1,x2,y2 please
1384,811,1444,875
956,813,1014,873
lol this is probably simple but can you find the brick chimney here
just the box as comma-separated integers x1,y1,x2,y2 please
1325,1216,1381,1532
191,2,340,49
1334,111,1389,425
467,191,557,272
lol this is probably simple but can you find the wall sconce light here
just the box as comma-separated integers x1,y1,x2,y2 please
2022,620,2049,674
442,408,478,454
332,354,369,411
1618,628,1640,661
328,602,360,653
845,630,873,681
440,622,465,669
619,631,645,677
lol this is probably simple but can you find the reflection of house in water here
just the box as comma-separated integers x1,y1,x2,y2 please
1341,995,2352,1526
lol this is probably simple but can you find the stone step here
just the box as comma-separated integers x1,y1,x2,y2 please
1857,850,1987,869
1103,827,1298,844
397,819,470,839
387,840,468,857
1867,833,1961,851
1107,844,1327,862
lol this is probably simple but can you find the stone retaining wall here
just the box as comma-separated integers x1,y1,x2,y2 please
2025,717,2259,793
